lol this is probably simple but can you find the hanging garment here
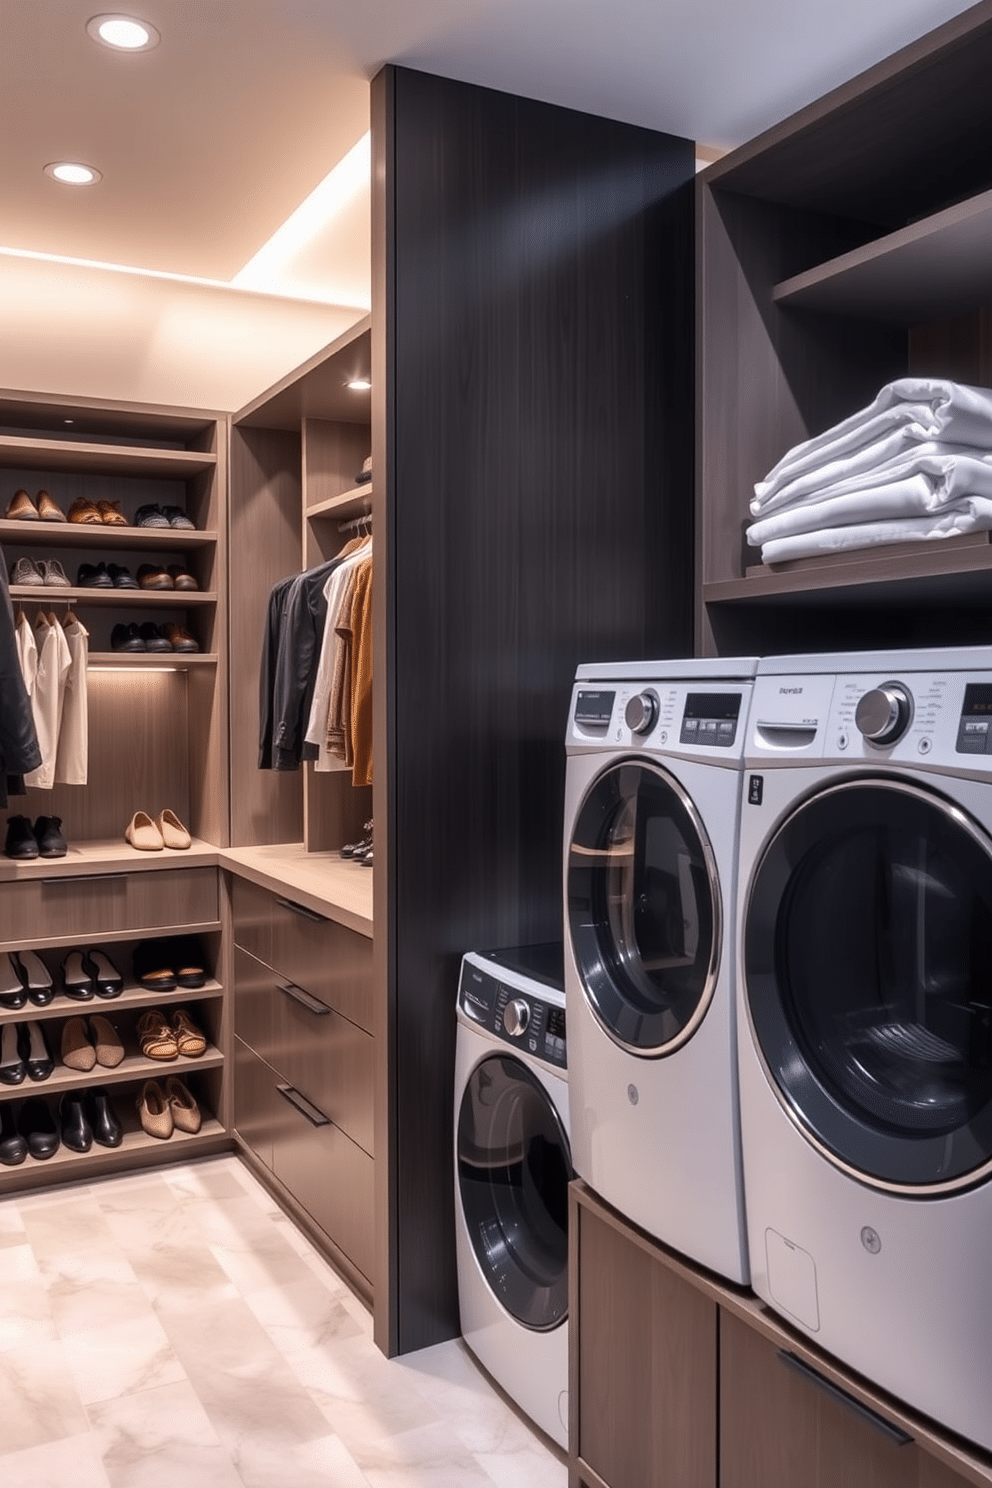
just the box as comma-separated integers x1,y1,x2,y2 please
0,548,42,804
259,559,340,771
347,557,373,788
24,613,71,790
305,536,371,771
55,615,89,785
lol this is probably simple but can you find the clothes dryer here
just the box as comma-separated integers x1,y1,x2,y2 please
454,945,571,1449
737,645,992,1452
564,658,758,1283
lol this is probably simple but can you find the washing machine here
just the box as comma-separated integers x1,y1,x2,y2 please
454,944,571,1449
563,657,758,1284
736,644,992,1452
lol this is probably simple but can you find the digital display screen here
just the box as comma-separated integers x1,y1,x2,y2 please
683,692,742,722
574,690,615,727
962,683,992,716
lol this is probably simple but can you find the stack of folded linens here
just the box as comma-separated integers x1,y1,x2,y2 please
747,378,992,565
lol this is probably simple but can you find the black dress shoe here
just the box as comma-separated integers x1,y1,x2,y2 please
133,940,177,991
14,950,55,1006
86,1087,123,1148
18,1097,59,1159
107,563,139,589
111,623,146,653
77,560,114,588
23,1021,54,1081
83,948,124,998
0,1103,27,1166
138,621,171,653
34,816,67,858
0,953,27,1010
59,1091,92,1153
167,936,209,989
61,950,96,1001
0,1023,26,1085
4,815,39,860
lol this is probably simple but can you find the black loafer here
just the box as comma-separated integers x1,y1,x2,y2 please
76,561,114,588
111,623,145,653
4,815,39,860
133,940,177,992
138,622,172,653
107,563,139,589
59,1091,92,1153
0,1022,26,1085
18,1097,59,1159
34,816,67,858
23,1020,54,1081
0,1104,27,1166
14,950,55,1006
61,950,96,1001
168,936,209,989
87,1087,123,1148
84,948,124,998
0,953,27,1010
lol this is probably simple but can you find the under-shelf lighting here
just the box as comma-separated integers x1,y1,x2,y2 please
347,379,371,391
45,162,102,186
86,14,160,50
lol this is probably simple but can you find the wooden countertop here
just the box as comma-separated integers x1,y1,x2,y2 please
220,844,373,937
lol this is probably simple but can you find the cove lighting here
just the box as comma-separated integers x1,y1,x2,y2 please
86,14,160,50
45,162,102,185
347,379,372,391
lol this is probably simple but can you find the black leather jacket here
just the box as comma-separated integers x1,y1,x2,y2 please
0,546,42,800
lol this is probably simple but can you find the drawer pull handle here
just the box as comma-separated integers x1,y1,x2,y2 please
777,1351,912,1446
274,896,326,924
276,1084,330,1127
276,980,329,1016
41,872,127,886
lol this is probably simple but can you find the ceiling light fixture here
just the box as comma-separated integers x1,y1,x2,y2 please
347,379,371,391
86,13,160,50
45,162,102,185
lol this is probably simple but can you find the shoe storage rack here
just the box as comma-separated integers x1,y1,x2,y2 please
0,388,231,1190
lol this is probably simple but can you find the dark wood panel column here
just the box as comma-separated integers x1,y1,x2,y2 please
372,63,694,1355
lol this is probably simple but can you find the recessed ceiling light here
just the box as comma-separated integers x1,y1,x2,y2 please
86,13,160,51
45,162,102,185
347,379,372,391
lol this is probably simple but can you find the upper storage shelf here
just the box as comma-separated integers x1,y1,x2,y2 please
0,433,217,479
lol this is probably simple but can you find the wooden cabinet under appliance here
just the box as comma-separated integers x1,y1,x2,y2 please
231,874,374,1295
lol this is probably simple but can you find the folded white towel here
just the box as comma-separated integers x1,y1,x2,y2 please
757,497,992,565
754,379,992,513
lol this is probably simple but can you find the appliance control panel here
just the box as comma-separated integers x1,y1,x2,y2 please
458,954,567,1071
568,682,751,761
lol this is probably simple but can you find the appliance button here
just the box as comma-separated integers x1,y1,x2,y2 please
918,737,932,755
503,998,530,1037
624,691,658,735
836,731,848,751
855,683,912,745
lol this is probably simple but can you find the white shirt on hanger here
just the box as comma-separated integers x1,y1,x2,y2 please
24,612,71,790
55,615,89,785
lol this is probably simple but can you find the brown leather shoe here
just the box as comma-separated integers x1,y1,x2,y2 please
5,488,39,520
67,497,103,525
162,623,200,653
166,565,199,591
36,489,67,522
97,500,128,526
137,564,174,590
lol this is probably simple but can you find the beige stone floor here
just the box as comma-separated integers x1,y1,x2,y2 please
0,1155,568,1488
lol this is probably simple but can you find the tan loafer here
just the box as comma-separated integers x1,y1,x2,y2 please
157,808,190,849
89,1014,125,1068
5,488,39,520
97,499,128,525
36,489,67,522
61,1016,97,1072
67,497,103,525
172,1008,206,1058
136,1079,173,1139
125,811,164,851
164,1075,201,1134
136,1009,178,1061
167,565,199,591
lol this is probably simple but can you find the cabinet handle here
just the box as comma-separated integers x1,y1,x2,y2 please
777,1351,912,1446
274,896,326,924
41,872,127,886
276,1083,330,1127
276,980,329,1016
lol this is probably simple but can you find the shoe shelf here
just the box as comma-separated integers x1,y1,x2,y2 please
88,652,219,668
0,434,217,480
0,838,220,886
0,980,223,1022
0,1113,227,1186
8,585,217,605
0,1047,224,1103
306,484,373,522
0,520,217,550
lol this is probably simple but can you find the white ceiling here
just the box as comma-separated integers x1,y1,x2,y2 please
0,0,980,411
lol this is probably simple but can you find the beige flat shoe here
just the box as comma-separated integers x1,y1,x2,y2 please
165,1075,201,1134
136,1009,178,1061
136,1079,173,1139
157,808,190,850
36,489,67,522
172,1008,206,1058
5,488,39,520
90,1014,124,1068
125,811,164,851
61,1016,96,1072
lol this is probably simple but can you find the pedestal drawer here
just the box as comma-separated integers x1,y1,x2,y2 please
234,946,373,1154
273,1083,374,1283
231,876,372,1032
233,1036,280,1171
3,867,219,944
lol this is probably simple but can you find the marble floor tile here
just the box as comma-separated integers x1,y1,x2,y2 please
39,1247,152,1337
62,1313,187,1405
399,1339,553,1459
0,1337,89,1454
0,1430,112,1488
0,1199,25,1248
351,1419,501,1488
0,1242,57,1353
128,1239,240,1315
157,1293,291,1377
192,1356,339,1456
292,1332,446,1454
87,1378,244,1488
18,1192,117,1261
243,1271,364,1354
162,1159,253,1204
231,1430,372,1488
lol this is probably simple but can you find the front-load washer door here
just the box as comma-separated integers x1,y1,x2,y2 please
567,760,720,1056
457,1054,571,1331
744,777,992,1193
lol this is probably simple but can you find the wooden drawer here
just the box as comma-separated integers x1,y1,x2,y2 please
231,875,373,1032
234,946,373,1154
233,1035,280,1171
2,867,219,945
273,1081,374,1283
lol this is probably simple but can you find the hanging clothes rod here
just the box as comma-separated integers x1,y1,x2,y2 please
338,510,372,534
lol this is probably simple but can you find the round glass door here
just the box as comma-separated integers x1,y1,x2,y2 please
567,760,720,1055
745,777,992,1192
457,1054,571,1331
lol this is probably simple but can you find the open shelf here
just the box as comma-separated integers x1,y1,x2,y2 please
9,585,216,605
0,520,216,549
0,1113,226,1184
0,434,217,479
0,981,223,1023
0,838,220,884
87,651,217,667
0,1047,223,1103
306,484,373,521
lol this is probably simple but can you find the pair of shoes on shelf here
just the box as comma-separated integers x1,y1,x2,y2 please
77,560,138,589
136,1076,201,1139
0,1097,58,1162
0,1020,54,1084
60,948,124,1001
61,1014,124,1071
137,564,199,591
133,937,208,992
134,503,195,530
5,488,66,522
136,1006,207,1061
111,622,200,653
4,815,67,860
341,819,373,863
9,557,71,587
60,1087,123,1152
125,809,191,851
1,950,54,1008
68,497,127,526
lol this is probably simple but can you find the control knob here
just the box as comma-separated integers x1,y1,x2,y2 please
855,683,912,745
503,999,530,1037
625,692,658,735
